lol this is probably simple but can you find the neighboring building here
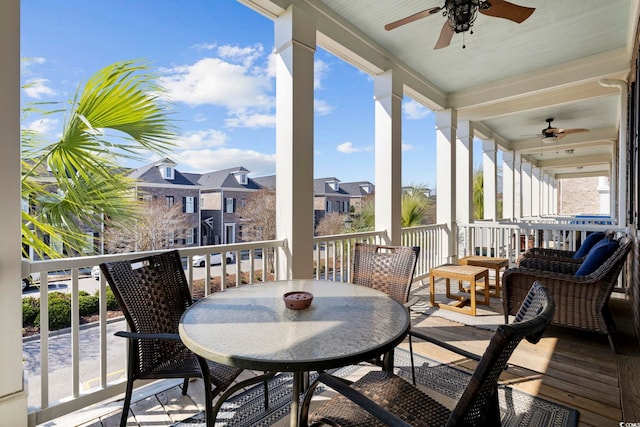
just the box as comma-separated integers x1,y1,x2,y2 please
128,158,201,247
197,166,263,245
114,163,376,250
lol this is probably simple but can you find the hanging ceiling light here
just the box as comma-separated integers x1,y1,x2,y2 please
443,0,490,34
542,136,557,144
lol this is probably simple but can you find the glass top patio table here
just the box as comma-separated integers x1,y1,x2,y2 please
178,279,410,427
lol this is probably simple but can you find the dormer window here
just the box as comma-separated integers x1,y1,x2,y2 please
234,172,248,185
328,180,339,191
359,183,371,194
161,166,174,180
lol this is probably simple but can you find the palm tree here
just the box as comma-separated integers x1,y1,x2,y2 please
22,60,177,259
401,187,430,227
473,168,484,220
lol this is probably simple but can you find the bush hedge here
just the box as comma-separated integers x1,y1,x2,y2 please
23,286,122,334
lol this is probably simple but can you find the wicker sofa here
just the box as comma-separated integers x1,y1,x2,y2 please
502,236,632,352
516,230,615,266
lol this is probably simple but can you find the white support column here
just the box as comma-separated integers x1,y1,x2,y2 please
456,120,473,225
598,176,611,215
531,166,541,217
436,109,457,263
274,5,316,279
0,0,28,424
374,71,403,245
502,151,515,220
514,153,522,219
550,177,558,215
542,174,550,215
482,139,497,220
521,161,532,218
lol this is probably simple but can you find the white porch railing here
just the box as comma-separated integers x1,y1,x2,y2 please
23,239,285,426
458,220,626,265
23,219,620,426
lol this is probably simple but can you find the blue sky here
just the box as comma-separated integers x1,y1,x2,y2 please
20,0,439,187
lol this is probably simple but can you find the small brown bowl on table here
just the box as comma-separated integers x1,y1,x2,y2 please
283,291,313,310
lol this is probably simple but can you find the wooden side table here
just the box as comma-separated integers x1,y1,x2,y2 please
458,256,509,298
429,264,490,316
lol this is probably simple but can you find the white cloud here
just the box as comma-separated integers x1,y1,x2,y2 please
175,129,228,150
218,44,263,68
225,112,275,128
403,99,431,120
314,59,329,90
194,114,208,122
314,99,333,116
24,117,58,134
175,147,276,176
158,57,273,111
23,79,56,99
402,143,419,151
336,142,372,154
192,42,217,51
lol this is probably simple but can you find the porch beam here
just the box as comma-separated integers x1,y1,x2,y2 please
274,5,316,279
374,70,403,245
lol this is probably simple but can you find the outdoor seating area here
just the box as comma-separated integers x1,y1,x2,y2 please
503,235,633,353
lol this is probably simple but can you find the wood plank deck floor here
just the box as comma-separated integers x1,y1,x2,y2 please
49,294,639,427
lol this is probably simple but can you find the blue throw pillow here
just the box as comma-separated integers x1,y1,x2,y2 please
573,232,605,259
575,238,619,276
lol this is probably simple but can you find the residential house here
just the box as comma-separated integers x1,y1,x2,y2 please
127,158,201,248
197,166,263,245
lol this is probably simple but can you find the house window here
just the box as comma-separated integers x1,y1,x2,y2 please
185,228,195,245
161,166,174,180
166,196,174,208
184,196,195,213
326,200,332,213
234,173,248,185
225,197,235,213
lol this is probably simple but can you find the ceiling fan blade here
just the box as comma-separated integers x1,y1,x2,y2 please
479,0,535,24
560,128,590,135
434,22,454,49
384,7,442,31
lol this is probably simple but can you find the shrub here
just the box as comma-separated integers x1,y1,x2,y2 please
22,297,39,325
35,292,71,330
78,292,99,316
105,286,120,311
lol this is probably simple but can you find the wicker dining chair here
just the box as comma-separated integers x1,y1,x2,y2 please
351,243,420,306
100,250,270,427
300,281,555,427
351,243,419,370
503,235,632,353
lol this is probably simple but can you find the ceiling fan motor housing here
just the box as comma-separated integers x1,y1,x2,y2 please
446,0,486,32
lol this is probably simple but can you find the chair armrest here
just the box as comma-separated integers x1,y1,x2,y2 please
524,247,577,258
300,373,412,427
517,258,582,274
408,329,481,362
114,331,181,341
403,295,421,309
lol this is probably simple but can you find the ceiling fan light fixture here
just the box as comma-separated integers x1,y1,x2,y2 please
445,0,485,33
542,136,557,144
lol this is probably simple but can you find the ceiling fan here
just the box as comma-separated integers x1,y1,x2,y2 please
384,0,535,49
539,118,589,143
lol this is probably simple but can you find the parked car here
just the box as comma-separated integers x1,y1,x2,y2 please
192,251,235,267
91,265,101,281
21,272,40,291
